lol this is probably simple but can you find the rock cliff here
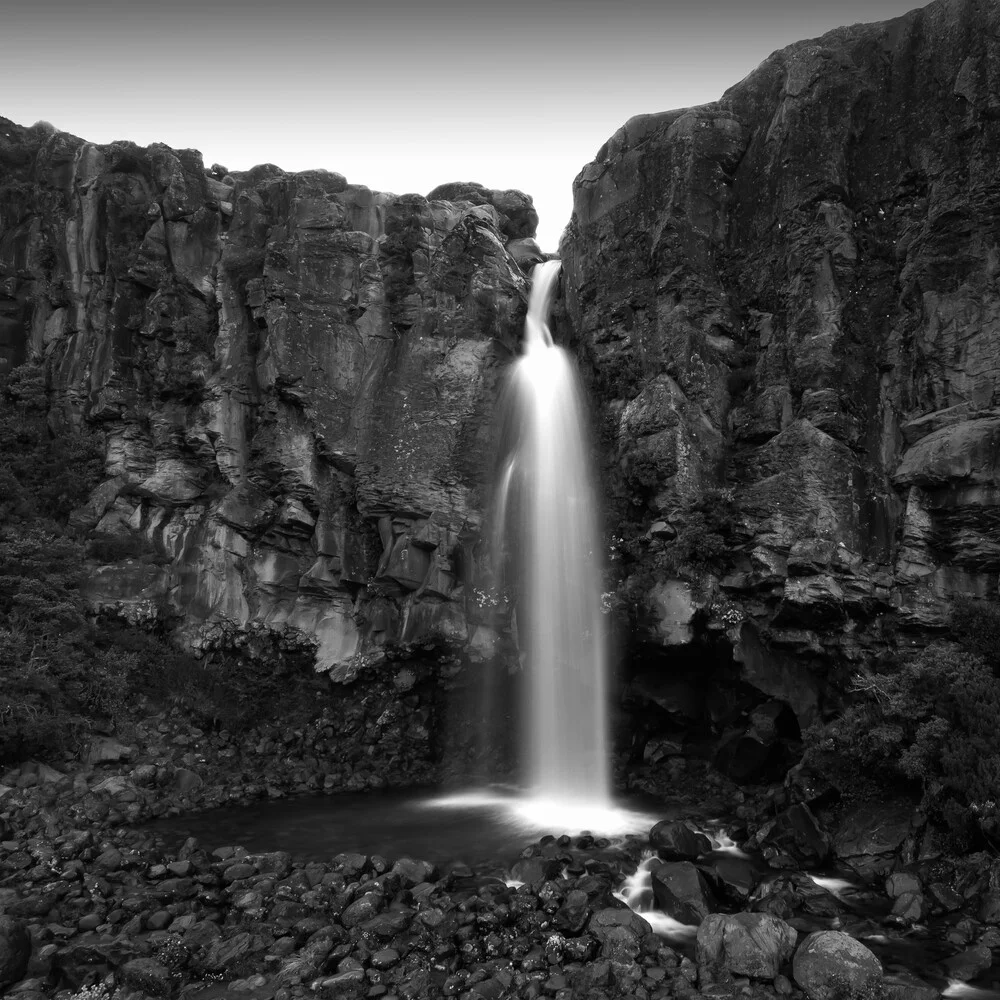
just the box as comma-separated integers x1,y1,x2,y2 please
0,120,539,676
4,0,997,728
562,0,1000,719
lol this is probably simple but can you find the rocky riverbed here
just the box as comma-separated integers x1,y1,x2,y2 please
1,706,996,1000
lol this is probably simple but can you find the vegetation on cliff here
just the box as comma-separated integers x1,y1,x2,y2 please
0,363,323,764
805,599,1000,850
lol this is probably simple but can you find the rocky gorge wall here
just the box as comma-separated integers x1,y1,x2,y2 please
3,0,999,741
561,0,1000,722
0,120,543,679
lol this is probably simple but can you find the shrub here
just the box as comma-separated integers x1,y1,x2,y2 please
0,361,104,523
0,363,141,760
660,488,741,572
805,634,1000,849
951,596,1000,673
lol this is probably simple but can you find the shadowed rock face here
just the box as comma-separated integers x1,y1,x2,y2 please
0,118,533,676
562,0,1000,715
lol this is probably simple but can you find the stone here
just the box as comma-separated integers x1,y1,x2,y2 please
204,931,256,972
391,857,437,888
980,891,1000,924
696,912,798,979
889,891,924,924
832,804,912,879
0,916,30,989
119,957,172,996
588,906,649,964
882,970,940,1000
370,947,400,970
885,872,921,898
649,862,715,924
756,803,831,865
553,889,591,934
340,892,384,928
254,851,292,878
708,855,758,901
84,738,133,764
944,943,992,981
792,931,882,1000
174,768,203,794
649,821,712,860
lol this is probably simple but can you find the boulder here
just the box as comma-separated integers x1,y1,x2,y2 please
832,803,912,878
588,906,650,960
944,943,992,982
792,931,882,1000
553,889,591,934
649,820,712,860
391,857,438,888
756,803,831,865
340,892,385,929
649,861,715,924
119,958,172,996
697,912,797,978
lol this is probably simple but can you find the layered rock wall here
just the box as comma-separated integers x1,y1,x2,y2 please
0,119,536,676
562,0,1000,716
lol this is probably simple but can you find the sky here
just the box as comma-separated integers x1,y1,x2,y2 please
5,0,928,250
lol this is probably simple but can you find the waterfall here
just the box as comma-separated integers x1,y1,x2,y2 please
494,259,611,822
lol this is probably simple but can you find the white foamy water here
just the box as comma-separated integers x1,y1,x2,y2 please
614,851,698,939
808,875,858,895
421,789,658,839
706,827,750,857
494,259,610,814
943,982,1000,999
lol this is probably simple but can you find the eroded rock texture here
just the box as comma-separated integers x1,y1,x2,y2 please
562,0,1000,717
0,119,534,675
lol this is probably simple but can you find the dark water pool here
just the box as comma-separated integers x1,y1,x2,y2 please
144,786,676,870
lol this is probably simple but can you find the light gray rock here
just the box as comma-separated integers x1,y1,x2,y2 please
696,912,797,978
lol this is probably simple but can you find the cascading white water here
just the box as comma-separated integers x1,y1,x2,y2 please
494,259,611,824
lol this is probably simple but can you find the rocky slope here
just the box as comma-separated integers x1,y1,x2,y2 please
0,120,542,677
562,0,1000,721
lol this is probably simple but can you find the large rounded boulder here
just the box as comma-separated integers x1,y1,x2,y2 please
793,930,882,1000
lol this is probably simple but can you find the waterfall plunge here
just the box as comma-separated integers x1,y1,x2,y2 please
494,260,612,824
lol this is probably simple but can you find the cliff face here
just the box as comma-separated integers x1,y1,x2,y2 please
562,0,1000,718
0,120,538,676
4,0,996,724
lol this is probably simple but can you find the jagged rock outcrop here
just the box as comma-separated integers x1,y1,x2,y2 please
0,119,533,675
562,0,1000,718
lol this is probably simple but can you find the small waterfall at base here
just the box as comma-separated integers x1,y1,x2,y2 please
493,259,612,826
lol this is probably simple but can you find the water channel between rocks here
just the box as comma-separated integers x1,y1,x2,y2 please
145,786,673,869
